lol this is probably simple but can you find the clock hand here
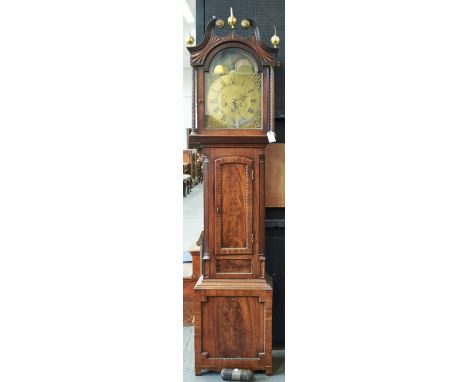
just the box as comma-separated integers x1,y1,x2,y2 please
230,98,239,112
230,100,242,115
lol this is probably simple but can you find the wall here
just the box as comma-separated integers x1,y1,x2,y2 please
183,0,196,149
182,67,192,150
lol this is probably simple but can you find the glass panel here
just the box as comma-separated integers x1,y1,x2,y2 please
205,48,262,129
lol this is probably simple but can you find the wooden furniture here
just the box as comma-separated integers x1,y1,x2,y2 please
183,244,201,325
183,149,191,174
184,149,201,185
183,174,192,197
195,150,203,183
265,143,285,207
187,14,278,376
183,162,190,175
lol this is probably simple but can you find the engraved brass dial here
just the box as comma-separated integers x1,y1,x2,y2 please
205,47,262,129
206,73,261,129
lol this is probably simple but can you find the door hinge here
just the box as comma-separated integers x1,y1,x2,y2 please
252,169,254,181
252,233,254,243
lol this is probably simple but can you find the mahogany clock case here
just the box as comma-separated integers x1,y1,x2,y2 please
201,147,267,280
187,5,283,376
196,10,285,351
196,0,285,118
188,19,277,140
194,277,273,375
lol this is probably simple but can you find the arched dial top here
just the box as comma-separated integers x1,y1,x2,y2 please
205,48,262,129
187,16,278,142
188,18,277,67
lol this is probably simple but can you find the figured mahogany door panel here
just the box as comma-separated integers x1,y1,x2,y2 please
215,157,253,255
216,259,252,274
201,296,265,359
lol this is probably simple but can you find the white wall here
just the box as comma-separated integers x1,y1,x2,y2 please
182,0,196,150
182,66,192,150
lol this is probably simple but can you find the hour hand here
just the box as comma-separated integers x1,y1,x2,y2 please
230,99,239,112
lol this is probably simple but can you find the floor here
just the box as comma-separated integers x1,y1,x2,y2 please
183,326,285,382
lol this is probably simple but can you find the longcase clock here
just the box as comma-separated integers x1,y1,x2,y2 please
187,11,279,376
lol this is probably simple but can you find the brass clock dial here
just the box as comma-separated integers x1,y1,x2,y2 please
204,47,262,129
206,72,261,129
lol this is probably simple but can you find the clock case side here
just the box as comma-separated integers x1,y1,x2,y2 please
188,18,277,144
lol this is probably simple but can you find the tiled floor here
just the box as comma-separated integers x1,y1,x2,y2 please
183,326,285,382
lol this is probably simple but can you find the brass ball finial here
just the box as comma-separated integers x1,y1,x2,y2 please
186,33,194,47
227,7,237,29
271,25,280,48
215,19,225,28
241,19,250,29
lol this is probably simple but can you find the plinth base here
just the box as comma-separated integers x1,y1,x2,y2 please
193,277,273,376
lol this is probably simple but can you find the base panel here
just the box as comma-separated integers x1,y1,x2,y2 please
194,278,273,375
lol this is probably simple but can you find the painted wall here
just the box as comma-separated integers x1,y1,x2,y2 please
182,67,192,149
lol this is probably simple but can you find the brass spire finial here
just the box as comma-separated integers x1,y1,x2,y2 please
271,25,280,48
227,7,237,29
186,33,194,47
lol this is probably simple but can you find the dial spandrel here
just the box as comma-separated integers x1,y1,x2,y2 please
205,48,262,129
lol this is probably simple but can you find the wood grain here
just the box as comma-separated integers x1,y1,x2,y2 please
201,296,264,358
216,259,251,274
194,278,273,374
183,245,201,326
205,148,264,278
215,156,253,256
188,19,276,140
183,149,191,164
188,17,277,376
265,143,285,207
221,163,247,248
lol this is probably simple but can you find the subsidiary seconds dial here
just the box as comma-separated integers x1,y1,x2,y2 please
206,73,261,128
